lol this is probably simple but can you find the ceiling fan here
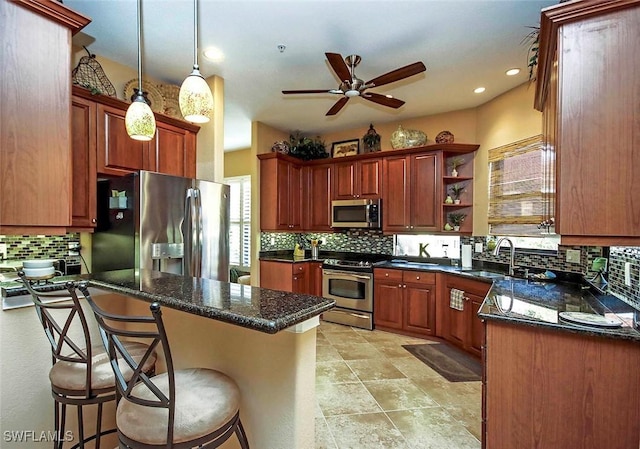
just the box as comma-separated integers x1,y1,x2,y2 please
282,52,426,116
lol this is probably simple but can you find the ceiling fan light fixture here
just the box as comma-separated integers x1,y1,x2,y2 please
345,89,360,97
179,0,214,123
126,0,156,141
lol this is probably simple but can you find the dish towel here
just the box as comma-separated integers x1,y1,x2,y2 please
450,288,465,311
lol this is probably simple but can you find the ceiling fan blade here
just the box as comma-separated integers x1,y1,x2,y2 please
326,97,349,116
282,89,333,94
365,62,426,88
362,92,405,109
325,52,351,82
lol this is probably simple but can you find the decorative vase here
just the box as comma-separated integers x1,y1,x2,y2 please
271,140,290,154
445,195,454,204
451,168,458,177
454,199,461,205
435,130,455,144
444,223,453,231
390,125,427,149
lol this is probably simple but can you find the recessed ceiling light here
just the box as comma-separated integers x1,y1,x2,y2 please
203,47,225,62
505,68,520,76
474,87,486,94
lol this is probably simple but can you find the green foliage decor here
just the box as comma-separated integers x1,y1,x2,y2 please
288,131,329,161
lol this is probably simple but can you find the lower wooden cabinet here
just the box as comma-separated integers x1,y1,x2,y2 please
443,275,490,357
259,260,322,296
374,268,436,337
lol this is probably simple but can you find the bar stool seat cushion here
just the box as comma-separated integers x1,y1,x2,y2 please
49,342,157,392
116,368,241,445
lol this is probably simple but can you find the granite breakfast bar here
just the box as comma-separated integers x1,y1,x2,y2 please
82,269,335,449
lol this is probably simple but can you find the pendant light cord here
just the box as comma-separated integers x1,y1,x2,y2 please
193,0,199,70
136,0,143,92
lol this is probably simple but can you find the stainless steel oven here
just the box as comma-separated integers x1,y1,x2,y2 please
322,259,377,330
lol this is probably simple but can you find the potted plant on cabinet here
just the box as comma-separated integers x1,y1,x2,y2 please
448,156,465,177
449,183,465,204
448,212,466,231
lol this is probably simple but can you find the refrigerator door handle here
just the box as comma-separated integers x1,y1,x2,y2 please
193,188,203,278
183,188,198,277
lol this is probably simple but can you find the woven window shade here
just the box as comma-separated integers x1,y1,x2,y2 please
488,135,554,235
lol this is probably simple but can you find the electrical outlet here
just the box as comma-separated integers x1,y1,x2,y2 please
625,262,632,286
474,242,483,253
270,237,276,245
68,242,80,256
0,243,6,260
566,249,581,264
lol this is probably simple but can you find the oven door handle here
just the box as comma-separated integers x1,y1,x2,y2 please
323,270,372,280
327,309,371,320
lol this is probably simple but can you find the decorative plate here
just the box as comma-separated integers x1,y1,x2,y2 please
558,311,623,328
436,130,455,144
157,83,185,120
123,79,165,113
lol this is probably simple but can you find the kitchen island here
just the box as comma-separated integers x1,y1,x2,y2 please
82,269,335,449
478,279,640,449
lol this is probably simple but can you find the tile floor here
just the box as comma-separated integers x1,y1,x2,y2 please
315,321,482,449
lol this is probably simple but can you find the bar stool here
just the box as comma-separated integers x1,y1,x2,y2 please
77,282,251,449
18,273,157,449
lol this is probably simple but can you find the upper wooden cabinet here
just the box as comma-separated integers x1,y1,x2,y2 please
334,158,382,200
383,152,440,233
535,0,640,245
0,1,90,235
304,163,333,231
259,154,303,231
90,90,199,178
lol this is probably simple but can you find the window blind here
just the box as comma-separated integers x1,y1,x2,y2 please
225,175,251,269
488,135,554,235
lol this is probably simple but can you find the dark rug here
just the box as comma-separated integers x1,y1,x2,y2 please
402,343,482,382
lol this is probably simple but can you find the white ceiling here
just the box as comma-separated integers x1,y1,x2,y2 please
64,0,556,151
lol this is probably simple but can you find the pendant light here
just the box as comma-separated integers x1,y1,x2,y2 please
179,0,214,123
125,0,156,141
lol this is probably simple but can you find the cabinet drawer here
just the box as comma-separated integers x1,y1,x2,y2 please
374,268,403,282
292,263,307,274
402,271,435,285
446,275,490,297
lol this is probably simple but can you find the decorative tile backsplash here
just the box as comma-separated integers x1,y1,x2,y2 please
0,234,80,262
608,247,640,308
260,231,394,254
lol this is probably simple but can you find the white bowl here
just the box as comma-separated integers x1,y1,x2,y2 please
22,266,55,278
22,259,56,269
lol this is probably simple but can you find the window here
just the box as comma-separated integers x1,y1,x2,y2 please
488,135,555,237
224,176,251,269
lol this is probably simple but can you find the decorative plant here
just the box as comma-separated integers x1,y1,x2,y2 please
523,26,540,82
449,183,465,201
362,123,381,152
288,131,329,161
448,156,465,176
448,212,466,228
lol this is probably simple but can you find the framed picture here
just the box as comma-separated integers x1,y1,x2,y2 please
331,139,360,158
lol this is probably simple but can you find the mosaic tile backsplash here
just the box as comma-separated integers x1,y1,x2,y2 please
608,247,640,309
260,231,394,255
0,234,80,262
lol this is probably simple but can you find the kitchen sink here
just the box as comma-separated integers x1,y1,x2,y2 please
462,270,506,280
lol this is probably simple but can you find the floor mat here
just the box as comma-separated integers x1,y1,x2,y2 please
402,342,482,382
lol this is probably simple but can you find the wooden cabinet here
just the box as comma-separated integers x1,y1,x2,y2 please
95,95,198,178
442,152,474,234
374,268,436,337
304,163,333,231
334,158,382,200
259,154,303,231
70,94,97,230
535,0,640,245
259,260,312,294
443,275,490,357
485,320,640,449
309,261,324,297
383,152,440,233
0,1,90,234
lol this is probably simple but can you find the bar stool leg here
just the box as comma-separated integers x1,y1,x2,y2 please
77,405,84,448
236,420,250,449
95,403,103,449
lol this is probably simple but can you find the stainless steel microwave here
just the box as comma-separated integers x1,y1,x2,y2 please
331,199,381,229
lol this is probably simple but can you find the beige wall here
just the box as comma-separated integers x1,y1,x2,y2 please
224,148,252,178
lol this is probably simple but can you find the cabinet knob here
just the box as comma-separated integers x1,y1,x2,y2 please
385,273,389,277
398,284,402,287
406,226,409,229
416,276,420,280
299,267,303,271
410,226,414,229
403,284,407,288
92,218,97,223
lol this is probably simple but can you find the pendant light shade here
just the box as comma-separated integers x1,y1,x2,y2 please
179,0,213,123
126,0,156,141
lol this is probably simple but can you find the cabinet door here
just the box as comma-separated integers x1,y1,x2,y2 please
374,281,403,329
382,156,411,232
309,262,324,296
97,103,148,176
357,158,382,198
334,162,357,199
259,260,293,291
446,289,467,350
292,263,308,294
404,283,436,335
70,96,97,229
304,164,333,231
150,122,196,178
410,153,439,231
275,160,292,229
288,163,303,230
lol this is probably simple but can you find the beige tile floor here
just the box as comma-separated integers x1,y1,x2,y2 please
315,321,482,449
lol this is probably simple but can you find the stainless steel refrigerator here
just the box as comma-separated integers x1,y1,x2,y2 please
92,170,230,281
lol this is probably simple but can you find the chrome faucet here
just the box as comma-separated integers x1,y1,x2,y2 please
492,237,516,276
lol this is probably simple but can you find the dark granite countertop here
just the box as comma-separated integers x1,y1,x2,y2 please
79,269,335,334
